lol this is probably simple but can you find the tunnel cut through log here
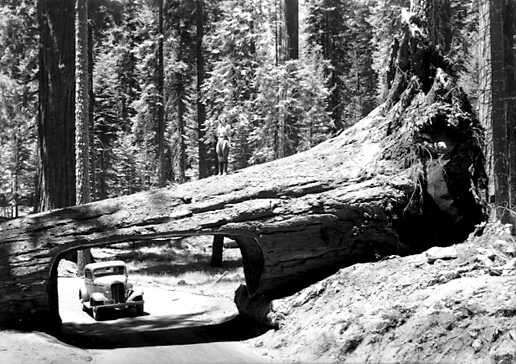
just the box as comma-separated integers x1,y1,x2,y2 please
0,9,487,329
46,232,264,328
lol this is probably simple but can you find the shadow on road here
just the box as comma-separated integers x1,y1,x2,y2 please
56,313,268,349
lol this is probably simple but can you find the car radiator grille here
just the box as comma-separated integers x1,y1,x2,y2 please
111,283,125,303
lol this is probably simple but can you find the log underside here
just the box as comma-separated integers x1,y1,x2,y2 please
0,14,486,328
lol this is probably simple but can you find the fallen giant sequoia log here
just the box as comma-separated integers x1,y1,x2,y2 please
0,13,486,328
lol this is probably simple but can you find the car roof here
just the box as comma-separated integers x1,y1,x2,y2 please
84,260,127,271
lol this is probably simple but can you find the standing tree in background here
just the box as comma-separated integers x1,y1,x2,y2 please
174,23,187,183
502,1,516,216
368,0,410,101
478,0,510,221
75,0,90,206
270,0,300,159
37,0,76,211
284,0,299,61
156,0,167,187
306,0,350,130
168,0,195,183
196,0,209,179
76,0,93,271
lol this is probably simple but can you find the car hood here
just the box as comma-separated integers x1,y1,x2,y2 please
93,275,127,286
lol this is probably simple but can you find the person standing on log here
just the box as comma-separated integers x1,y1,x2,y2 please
216,120,231,175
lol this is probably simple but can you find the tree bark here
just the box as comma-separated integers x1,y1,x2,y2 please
75,0,93,272
284,0,298,60
196,0,209,179
157,0,167,187
211,235,224,267
75,0,90,205
88,20,96,201
478,0,510,221
175,21,187,183
37,0,76,212
503,1,516,221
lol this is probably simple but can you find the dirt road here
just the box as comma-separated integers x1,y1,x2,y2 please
57,277,270,364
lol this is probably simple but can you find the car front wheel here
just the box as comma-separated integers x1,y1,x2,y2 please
92,307,103,320
136,305,144,316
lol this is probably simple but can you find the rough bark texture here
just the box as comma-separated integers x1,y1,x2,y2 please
478,0,510,220
156,0,167,187
75,0,94,273
0,11,486,329
196,0,209,179
37,0,76,211
502,1,516,222
75,0,90,205
175,17,187,183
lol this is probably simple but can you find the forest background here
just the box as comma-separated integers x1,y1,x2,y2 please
0,0,481,216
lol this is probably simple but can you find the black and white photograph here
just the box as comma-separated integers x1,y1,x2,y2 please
0,0,515,363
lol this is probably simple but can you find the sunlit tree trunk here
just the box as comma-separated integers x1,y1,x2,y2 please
75,0,93,272
88,20,95,201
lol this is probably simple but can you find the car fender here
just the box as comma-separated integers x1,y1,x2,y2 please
90,292,108,303
127,289,144,301
79,286,89,302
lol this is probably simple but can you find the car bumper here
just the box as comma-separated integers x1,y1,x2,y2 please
87,300,144,310
101,300,144,309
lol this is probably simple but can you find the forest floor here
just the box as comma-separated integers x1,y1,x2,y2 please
247,222,516,363
2,225,516,363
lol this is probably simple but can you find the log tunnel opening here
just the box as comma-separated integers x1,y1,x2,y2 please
47,233,264,330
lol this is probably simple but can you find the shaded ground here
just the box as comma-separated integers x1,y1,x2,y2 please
248,222,516,363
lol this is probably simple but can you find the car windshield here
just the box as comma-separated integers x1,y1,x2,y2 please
93,266,126,278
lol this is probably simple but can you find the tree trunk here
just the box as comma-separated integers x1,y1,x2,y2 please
410,0,452,52
12,129,19,219
276,0,299,158
88,20,96,201
37,0,76,212
503,1,516,221
75,0,93,272
75,0,90,205
211,235,224,267
157,0,167,187
175,20,186,183
478,0,510,221
196,0,209,179
284,0,298,60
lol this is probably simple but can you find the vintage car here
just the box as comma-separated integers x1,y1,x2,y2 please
79,260,144,320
